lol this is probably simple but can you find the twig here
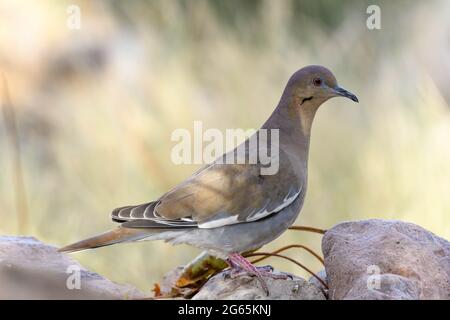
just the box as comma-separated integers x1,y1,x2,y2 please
245,252,328,289
288,225,326,234
1,74,29,234
249,244,324,265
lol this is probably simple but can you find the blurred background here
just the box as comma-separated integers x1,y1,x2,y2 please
0,0,449,293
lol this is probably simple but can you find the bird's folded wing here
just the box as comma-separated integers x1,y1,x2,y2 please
111,159,302,229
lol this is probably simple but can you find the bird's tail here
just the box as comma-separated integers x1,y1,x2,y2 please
58,227,152,253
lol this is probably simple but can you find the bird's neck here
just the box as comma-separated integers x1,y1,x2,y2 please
262,95,323,167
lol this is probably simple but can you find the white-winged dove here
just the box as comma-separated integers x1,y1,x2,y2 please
59,65,358,294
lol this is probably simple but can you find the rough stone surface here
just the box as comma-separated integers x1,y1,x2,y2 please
308,269,328,295
0,236,147,299
322,219,450,300
2,219,449,300
193,270,326,300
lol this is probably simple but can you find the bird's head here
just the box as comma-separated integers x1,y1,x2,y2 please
286,65,358,105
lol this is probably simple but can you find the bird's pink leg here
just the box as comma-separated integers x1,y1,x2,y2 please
227,253,269,295
226,253,292,295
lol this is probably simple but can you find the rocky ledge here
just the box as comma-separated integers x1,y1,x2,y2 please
0,219,448,299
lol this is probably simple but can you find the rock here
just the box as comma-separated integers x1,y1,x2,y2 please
308,269,328,295
158,266,185,294
192,270,326,300
0,236,147,299
4,219,448,300
322,219,450,300
156,265,195,298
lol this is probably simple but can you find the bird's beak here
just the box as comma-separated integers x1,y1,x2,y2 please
333,86,359,103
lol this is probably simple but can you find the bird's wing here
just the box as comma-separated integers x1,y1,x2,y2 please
111,150,302,229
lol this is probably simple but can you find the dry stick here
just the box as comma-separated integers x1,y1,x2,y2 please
250,244,324,265
288,225,326,235
246,252,328,289
1,75,29,234
247,226,327,286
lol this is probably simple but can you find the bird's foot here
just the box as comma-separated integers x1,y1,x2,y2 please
222,265,269,278
225,253,271,296
257,266,293,280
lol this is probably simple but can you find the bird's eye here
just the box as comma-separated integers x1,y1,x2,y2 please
313,78,322,86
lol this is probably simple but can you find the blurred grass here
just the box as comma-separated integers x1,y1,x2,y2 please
0,0,449,292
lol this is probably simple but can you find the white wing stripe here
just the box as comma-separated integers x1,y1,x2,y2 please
247,190,300,222
198,189,301,229
198,215,239,229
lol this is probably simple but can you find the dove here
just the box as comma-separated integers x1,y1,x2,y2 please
59,65,358,294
